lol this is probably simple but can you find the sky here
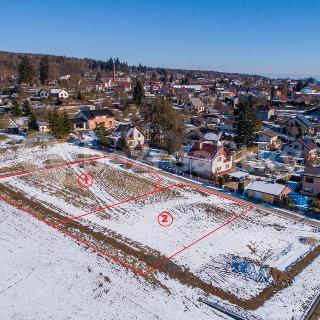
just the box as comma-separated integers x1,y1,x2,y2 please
1,0,320,77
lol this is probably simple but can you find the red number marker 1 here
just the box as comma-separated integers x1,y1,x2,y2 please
78,173,95,188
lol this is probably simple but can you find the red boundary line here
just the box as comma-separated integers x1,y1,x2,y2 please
0,154,163,191
0,193,146,276
0,155,110,180
0,155,253,276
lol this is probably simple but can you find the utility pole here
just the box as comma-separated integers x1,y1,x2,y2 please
112,58,116,83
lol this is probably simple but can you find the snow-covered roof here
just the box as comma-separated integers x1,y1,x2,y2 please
203,132,220,141
228,171,249,179
50,88,66,94
38,122,49,126
247,181,290,196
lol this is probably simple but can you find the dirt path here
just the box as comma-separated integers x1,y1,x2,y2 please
311,302,320,320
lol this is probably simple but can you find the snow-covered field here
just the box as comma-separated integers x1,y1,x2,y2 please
0,201,226,320
0,142,319,319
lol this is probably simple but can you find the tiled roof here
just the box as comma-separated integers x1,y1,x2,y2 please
297,137,317,150
185,142,219,160
81,109,114,119
261,130,278,138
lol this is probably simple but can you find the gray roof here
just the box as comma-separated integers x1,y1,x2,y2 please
188,98,205,109
296,115,314,128
228,171,249,179
303,166,320,178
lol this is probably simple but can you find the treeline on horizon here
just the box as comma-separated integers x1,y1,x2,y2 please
0,50,261,80
0,50,134,78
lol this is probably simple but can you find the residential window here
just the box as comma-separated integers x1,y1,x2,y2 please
225,164,229,169
138,133,141,138
217,166,221,172
305,177,314,183
294,145,299,150
304,187,313,193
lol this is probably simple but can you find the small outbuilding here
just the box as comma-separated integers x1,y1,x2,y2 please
247,181,292,204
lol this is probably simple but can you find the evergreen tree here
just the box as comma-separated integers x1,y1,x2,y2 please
234,97,255,148
77,91,85,101
39,56,49,85
218,176,225,188
295,80,304,92
60,110,70,137
94,123,111,147
48,108,59,137
306,77,316,85
28,112,39,131
48,109,69,138
133,80,144,105
238,181,244,194
18,55,34,84
117,134,128,151
22,99,32,115
11,98,21,116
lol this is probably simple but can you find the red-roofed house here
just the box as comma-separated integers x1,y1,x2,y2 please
282,137,317,162
183,141,233,178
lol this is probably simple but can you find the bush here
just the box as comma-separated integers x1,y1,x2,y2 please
218,176,225,188
238,181,244,194
281,195,294,210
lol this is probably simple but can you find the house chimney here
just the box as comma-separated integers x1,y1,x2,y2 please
112,58,116,83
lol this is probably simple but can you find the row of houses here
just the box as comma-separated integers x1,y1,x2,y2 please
71,109,145,149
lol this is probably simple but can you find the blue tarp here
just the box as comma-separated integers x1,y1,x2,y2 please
289,193,308,207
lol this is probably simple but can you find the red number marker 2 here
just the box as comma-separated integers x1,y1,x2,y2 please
158,212,173,227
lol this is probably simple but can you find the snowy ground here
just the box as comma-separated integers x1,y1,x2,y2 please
0,133,24,148
0,201,226,320
0,142,319,319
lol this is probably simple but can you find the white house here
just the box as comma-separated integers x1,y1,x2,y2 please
50,89,69,99
39,88,69,99
38,121,49,133
255,130,281,150
95,79,112,91
183,141,233,178
59,75,71,81
110,123,145,148
183,98,205,114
